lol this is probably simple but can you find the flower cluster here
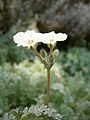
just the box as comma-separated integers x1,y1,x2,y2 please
13,30,67,48
13,30,68,107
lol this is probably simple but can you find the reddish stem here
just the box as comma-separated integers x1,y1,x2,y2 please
46,69,50,107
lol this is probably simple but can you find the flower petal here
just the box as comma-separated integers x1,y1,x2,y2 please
55,33,68,41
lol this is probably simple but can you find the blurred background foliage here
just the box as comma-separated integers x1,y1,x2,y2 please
0,0,90,120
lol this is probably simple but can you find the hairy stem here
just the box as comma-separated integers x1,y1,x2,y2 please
46,69,50,107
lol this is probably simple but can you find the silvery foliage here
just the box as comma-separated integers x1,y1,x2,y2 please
2,105,62,120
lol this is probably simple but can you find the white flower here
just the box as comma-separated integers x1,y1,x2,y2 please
13,30,68,48
42,31,55,45
13,30,42,48
42,31,67,46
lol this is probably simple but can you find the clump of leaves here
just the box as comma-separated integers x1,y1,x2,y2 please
57,47,90,78
2,105,62,120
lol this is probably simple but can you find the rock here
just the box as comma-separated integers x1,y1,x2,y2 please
31,0,90,42
0,0,30,34
30,0,51,13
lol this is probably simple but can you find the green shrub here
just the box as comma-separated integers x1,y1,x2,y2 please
0,58,62,115
57,47,90,78
0,47,90,120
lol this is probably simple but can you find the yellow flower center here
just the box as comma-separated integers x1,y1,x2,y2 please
50,39,54,42
28,40,33,45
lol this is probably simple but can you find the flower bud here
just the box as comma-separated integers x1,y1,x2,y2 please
53,49,59,58
40,49,47,58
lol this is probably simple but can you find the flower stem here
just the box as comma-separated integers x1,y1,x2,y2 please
49,47,53,58
46,69,50,107
32,47,44,60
